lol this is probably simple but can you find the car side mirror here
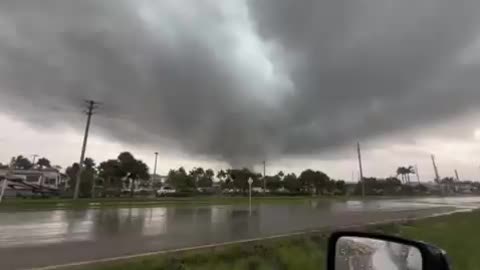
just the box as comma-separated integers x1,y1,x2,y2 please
327,231,451,270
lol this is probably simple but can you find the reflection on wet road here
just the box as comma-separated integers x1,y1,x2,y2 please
0,196,479,269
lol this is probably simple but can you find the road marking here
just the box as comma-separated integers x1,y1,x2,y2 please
28,207,472,270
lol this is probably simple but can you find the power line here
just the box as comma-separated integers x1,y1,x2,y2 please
73,100,101,200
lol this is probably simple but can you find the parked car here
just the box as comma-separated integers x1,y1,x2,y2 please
156,186,176,197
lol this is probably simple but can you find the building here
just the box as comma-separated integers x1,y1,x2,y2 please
0,168,65,188
0,168,66,197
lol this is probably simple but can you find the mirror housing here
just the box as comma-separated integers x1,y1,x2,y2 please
327,231,451,270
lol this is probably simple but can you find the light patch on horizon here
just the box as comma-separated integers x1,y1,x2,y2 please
474,129,480,140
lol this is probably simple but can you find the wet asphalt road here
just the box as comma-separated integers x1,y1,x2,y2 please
1,197,479,270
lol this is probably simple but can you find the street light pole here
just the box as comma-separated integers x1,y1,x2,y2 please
153,152,158,177
32,154,39,167
263,160,266,194
153,152,159,188
248,177,253,215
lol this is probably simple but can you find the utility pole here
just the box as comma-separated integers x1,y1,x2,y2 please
454,169,460,182
357,142,365,198
153,152,159,187
31,154,39,167
73,100,100,200
263,160,266,194
415,165,421,183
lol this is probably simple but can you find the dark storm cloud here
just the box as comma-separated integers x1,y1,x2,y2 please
1,0,480,166
249,0,480,153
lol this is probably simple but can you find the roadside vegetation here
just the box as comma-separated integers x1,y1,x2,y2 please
2,152,451,201
2,152,478,211
88,210,480,270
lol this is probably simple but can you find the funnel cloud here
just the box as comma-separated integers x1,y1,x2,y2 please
1,0,480,166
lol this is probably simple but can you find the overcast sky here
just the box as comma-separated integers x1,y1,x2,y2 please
1,0,480,181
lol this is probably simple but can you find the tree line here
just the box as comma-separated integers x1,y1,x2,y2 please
4,154,476,198
1,152,348,197
0,155,58,170
165,167,347,195
0,153,149,198
66,152,149,198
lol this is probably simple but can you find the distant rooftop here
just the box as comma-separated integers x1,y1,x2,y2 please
0,168,61,176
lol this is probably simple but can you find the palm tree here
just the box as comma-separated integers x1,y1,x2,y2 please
83,158,96,169
405,166,415,184
189,167,205,188
65,163,80,187
82,158,97,197
13,155,33,170
36,157,51,169
396,166,415,184
396,167,408,184
98,159,123,194
117,152,150,197
216,169,227,181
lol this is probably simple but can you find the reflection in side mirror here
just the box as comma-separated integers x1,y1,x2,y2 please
335,236,422,270
328,232,451,270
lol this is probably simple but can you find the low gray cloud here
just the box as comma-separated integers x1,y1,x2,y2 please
1,0,480,166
